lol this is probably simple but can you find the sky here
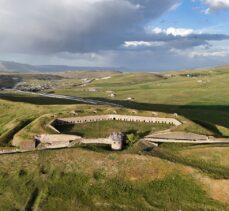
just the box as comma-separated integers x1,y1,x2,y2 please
0,0,229,71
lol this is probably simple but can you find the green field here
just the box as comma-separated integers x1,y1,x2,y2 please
56,120,171,138
53,67,229,132
0,67,229,210
0,149,228,211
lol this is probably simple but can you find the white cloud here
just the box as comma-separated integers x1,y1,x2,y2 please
123,41,165,48
169,2,182,11
166,27,194,36
170,44,229,58
202,0,229,13
152,27,163,34
152,27,194,37
190,51,227,57
0,0,228,70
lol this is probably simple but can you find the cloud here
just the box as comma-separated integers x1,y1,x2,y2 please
108,43,229,70
152,27,194,37
170,45,228,58
202,0,229,13
125,26,229,50
169,2,182,11
0,0,179,54
123,41,165,48
0,0,229,71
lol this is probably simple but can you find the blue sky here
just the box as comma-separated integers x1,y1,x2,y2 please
0,0,229,71
150,1,229,34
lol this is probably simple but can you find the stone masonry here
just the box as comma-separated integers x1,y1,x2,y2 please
53,114,182,126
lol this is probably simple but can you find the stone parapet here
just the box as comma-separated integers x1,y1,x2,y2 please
54,114,181,126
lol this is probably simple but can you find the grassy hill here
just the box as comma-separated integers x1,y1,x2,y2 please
0,66,228,210
52,66,229,135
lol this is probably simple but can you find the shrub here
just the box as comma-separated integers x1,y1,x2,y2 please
126,133,139,146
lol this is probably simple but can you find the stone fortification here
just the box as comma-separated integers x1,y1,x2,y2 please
34,133,123,151
54,114,181,127
11,115,181,152
35,134,82,149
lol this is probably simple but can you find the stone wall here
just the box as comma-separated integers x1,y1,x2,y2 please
34,134,123,151
9,115,181,152
0,148,20,154
35,134,82,149
46,114,182,151
54,114,181,126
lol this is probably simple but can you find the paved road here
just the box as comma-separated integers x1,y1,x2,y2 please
13,90,123,107
38,93,122,107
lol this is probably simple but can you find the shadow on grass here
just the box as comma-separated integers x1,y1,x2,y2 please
1,94,228,134
55,124,85,137
25,188,39,211
0,118,34,146
77,144,113,153
123,129,152,139
193,120,224,137
0,93,85,105
88,97,229,130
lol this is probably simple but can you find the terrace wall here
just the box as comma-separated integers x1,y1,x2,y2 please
54,115,181,126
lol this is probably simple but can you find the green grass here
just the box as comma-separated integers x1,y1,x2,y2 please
42,174,227,210
53,66,229,131
145,143,229,179
0,67,229,210
55,120,171,138
0,157,226,211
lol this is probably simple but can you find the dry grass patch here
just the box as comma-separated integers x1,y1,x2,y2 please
0,148,188,181
199,176,229,205
181,166,229,205
30,148,178,180
180,146,229,167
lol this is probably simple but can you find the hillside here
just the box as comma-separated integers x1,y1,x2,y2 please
0,66,228,210
0,60,122,73
52,66,229,134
